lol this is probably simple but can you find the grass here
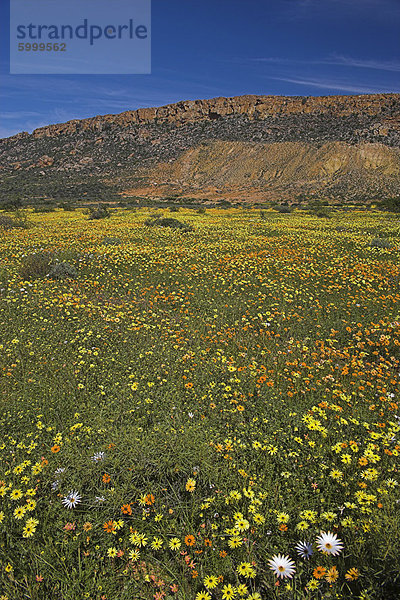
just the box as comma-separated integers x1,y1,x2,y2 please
0,207,399,600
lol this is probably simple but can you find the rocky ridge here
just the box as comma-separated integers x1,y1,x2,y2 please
1,93,399,203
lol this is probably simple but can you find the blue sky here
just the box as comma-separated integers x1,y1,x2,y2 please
1,0,399,138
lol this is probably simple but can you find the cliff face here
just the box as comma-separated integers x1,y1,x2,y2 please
13,93,398,140
1,93,400,202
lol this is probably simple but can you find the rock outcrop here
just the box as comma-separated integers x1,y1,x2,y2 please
24,93,400,139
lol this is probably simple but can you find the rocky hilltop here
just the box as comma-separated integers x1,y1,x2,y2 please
1,93,400,203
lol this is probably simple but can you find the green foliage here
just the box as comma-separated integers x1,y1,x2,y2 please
380,197,400,212
19,253,77,280
310,208,333,218
273,204,292,213
47,262,78,280
0,198,23,211
0,210,31,230
369,237,393,249
19,252,54,280
13,209,32,228
88,205,111,220
0,215,19,230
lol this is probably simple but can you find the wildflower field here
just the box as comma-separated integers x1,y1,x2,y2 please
0,207,399,600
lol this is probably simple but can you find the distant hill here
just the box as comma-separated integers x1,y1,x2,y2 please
1,93,400,204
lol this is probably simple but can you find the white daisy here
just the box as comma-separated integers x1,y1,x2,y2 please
268,554,296,579
316,531,343,556
62,490,82,509
91,452,106,462
295,541,313,559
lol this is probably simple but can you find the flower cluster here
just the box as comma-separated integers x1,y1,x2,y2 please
0,208,399,599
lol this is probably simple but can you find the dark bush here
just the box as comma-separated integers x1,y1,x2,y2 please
0,215,18,230
369,238,393,249
169,206,180,212
0,211,30,229
313,209,332,218
196,207,206,214
88,205,111,220
273,205,292,213
47,262,77,280
380,197,400,212
20,252,53,280
20,252,78,280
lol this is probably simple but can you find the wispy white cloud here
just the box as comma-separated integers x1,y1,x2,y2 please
242,55,400,72
0,110,43,120
270,76,400,94
324,55,400,72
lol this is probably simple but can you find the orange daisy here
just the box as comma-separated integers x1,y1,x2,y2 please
103,520,116,533
185,535,195,546
313,566,327,579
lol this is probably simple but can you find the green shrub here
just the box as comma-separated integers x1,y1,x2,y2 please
88,205,111,220
0,215,18,230
169,206,180,212
274,205,292,213
312,209,332,218
0,211,31,229
47,262,77,280
196,207,206,214
14,209,31,228
19,252,53,280
369,237,393,249
380,197,400,212
20,253,78,280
